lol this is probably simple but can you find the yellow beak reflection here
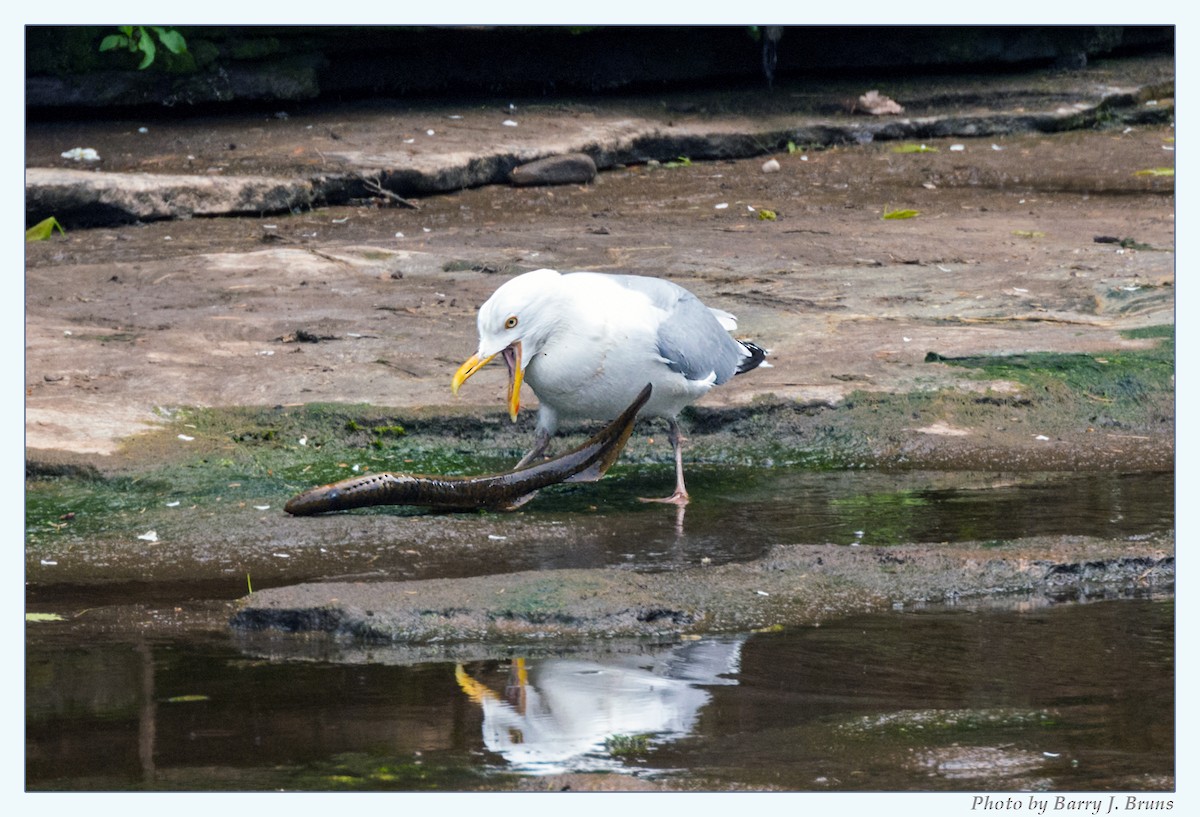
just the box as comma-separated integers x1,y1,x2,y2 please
451,342,524,422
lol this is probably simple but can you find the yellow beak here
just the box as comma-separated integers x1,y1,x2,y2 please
451,352,493,394
451,342,524,422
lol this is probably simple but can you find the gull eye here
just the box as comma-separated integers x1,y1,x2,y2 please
504,315,519,329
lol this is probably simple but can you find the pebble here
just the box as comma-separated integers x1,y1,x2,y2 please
509,152,597,186
762,158,781,173
61,147,100,161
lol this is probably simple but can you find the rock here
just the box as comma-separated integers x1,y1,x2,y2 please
510,153,597,187
229,537,1176,643
857,90,905,116
25,168,316,226
762,158,781,173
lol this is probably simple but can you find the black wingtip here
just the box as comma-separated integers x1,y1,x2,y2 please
736,341,768,375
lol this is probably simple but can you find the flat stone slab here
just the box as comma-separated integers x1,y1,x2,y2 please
231,535,1174,644
25,55,1173,224
25,167,316,225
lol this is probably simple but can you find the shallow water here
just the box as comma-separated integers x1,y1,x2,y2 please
545,467,1176,570
338,467,1176,581
27,598,1172,791
25,469,1175,790
24,469,1175,602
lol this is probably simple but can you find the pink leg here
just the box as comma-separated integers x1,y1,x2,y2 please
639,419,689,506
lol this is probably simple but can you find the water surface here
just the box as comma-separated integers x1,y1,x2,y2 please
26,468,1175,790
27,598,1172,791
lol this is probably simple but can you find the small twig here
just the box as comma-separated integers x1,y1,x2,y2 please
263,231,355,267
305,247,356,266
360,174,421,209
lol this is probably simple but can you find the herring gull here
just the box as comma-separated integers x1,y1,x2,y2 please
451,268,767,504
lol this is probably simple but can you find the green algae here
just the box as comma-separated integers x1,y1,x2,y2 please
923,325,1173,427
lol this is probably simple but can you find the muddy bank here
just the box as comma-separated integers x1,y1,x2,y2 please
25,56,1175,653
230,534,1173,648
34,531,1168,659
25,56,1175,467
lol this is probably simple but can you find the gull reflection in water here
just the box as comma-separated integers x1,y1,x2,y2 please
455,638,744,774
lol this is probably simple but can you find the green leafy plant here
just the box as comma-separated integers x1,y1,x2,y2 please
882,208,920,220
99,26,187,70
892,143,938,154
26,217,65,241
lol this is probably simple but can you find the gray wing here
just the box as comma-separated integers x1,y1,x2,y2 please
614,275,747,384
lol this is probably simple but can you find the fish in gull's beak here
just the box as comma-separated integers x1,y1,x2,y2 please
451,341,524,421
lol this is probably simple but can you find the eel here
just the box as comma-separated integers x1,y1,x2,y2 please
284,383,651,515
